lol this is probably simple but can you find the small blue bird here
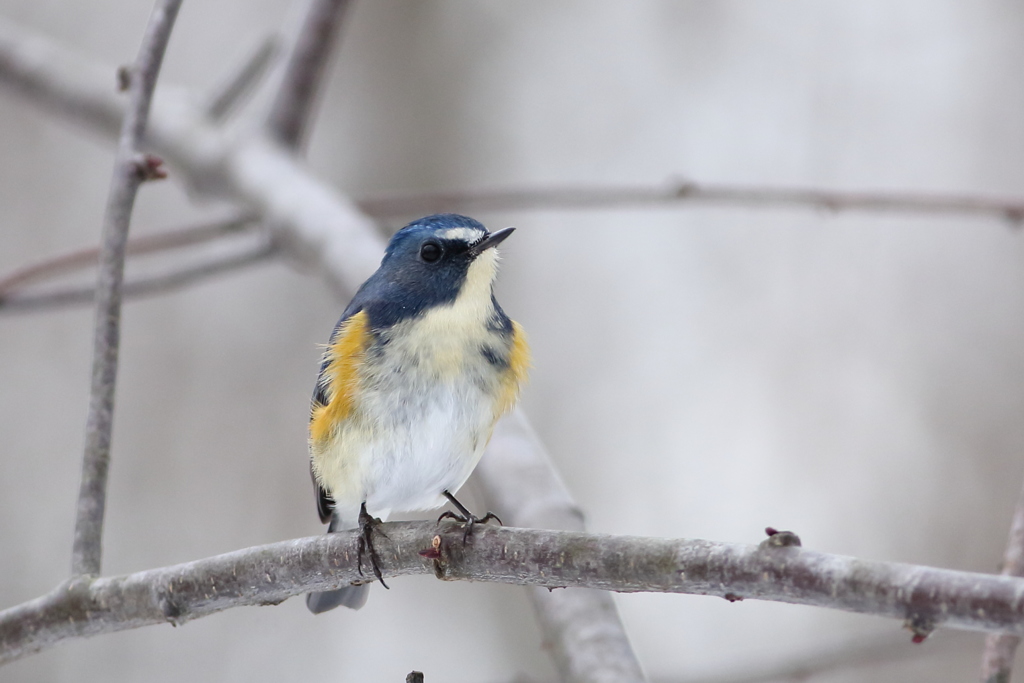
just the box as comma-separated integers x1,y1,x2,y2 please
305,213,529,612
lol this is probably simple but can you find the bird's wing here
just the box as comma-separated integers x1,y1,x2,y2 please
310,461,335,524
493,320,531,418
309,305,372,524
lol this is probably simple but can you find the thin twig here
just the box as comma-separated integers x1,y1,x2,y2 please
7,21,1024,232
71,0,183,577
980,478,1024,683
4,522,1024,666
0,239,275,313
204,37,280,122
0,214,257,296
266,0,353,149
356,183,1024,224
11,171,1024,305
479,411,646,683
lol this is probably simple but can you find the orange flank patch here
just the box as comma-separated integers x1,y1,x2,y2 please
495,320,531,418
310,310,371,444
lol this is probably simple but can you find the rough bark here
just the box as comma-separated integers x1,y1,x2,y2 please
71,0,183,577
478,412,647,683
5,522,1024,665
980,478,1024,683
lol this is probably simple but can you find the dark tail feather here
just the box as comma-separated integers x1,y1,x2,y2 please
306,512,370,613
306,584,369,613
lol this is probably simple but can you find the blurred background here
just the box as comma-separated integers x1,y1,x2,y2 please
3,1,1024,681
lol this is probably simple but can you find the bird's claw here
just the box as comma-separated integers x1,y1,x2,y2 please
437,509,502,542
357,503,389,589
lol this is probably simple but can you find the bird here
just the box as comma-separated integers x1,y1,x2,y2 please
305,213,529,613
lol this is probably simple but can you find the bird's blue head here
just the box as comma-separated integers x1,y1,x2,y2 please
358,214,515,328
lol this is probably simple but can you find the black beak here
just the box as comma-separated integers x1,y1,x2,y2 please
469,227,515,257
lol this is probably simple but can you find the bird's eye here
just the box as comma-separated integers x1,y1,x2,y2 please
420,242,442,262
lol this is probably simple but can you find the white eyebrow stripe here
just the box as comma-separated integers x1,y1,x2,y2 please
439,227,485,241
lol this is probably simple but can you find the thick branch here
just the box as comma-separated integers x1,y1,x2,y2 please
357,183,1024,223
981,478,1024,683
72,0,182,577
266,0,353,149
478,411,645,683
5,522,1024,665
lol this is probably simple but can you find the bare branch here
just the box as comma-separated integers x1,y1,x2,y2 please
0,17,637,677
266,0,354,149
479,411,645,683
9,20,1021,288
0,214,257,295
0,17,384,293
5,522,1024,666
71,0,183,577
10,8,1024,682
0,20,641,677
204,37,280,122
0,239,275,313
0,18,122,138
356,183,1024,224
22,169,1021,309
17,163,1024,309
980,478,1024,683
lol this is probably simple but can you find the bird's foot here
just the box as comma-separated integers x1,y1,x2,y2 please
437,510,502,542
438,490,503,542
357,502,389,589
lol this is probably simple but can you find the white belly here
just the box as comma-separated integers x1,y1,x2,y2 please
358,372,496,516
316,333,506,524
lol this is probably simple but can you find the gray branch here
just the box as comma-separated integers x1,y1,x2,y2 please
980,478,1024,683
5,19,1022,232
0,12,641,680
478,412,646,683
266,0,353,149
71,0,183,577
0,16,385,295
0,238,275,313
18,9,1016,681
358,183,1024,224
0,18,121,138
5,522,1024,666
0,213,257,296
205,37,280,122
